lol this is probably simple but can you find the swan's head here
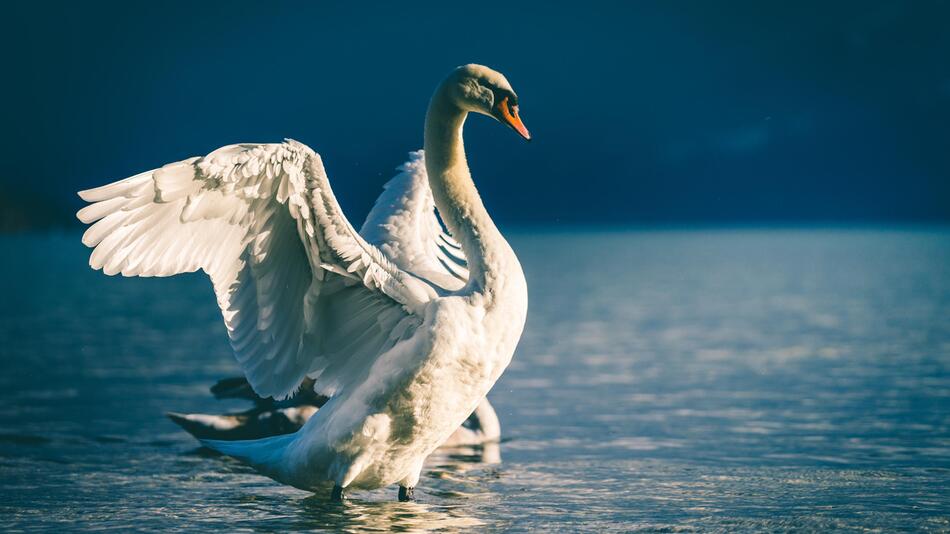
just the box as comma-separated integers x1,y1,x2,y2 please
443,64,531,141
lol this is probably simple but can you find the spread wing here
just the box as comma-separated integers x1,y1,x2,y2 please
77,140,435,400
359,151,469,292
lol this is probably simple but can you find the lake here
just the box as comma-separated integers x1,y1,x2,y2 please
1,228,949,531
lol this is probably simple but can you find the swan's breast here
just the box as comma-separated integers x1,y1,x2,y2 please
308,270,527,490
337,294,520,488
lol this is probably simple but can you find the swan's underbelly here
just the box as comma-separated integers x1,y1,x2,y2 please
326,294,526,490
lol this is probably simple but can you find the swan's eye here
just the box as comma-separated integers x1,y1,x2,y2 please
495,93,518,115
492,94,531,140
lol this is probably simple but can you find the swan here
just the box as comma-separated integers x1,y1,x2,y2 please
166,376,501,447
76,64,529,501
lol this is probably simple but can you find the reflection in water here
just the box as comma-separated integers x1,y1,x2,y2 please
294,498,483,533
287,444,500,533
436,442,502,467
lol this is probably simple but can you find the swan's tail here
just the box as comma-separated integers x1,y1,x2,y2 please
201,433,296,478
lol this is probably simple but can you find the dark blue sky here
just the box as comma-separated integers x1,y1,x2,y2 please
1,1,948,229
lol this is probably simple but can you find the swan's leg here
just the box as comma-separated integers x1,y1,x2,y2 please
330,485,345,502
397,459,424,501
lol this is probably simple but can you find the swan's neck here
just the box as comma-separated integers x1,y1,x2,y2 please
424,88,510,294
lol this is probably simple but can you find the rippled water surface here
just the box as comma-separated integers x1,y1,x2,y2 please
2,229,949,532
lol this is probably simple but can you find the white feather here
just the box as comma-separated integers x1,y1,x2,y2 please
360,151,469,291
78,140,427,400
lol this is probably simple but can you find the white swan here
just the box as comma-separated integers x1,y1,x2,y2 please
76,64,529,501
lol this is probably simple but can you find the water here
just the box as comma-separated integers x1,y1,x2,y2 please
2,228,949,532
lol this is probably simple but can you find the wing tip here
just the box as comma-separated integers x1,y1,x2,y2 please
75,203,100,224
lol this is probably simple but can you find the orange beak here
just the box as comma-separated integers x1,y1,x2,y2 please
494,96,531,141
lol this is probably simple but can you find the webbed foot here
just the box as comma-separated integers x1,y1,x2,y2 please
398,486,414,502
